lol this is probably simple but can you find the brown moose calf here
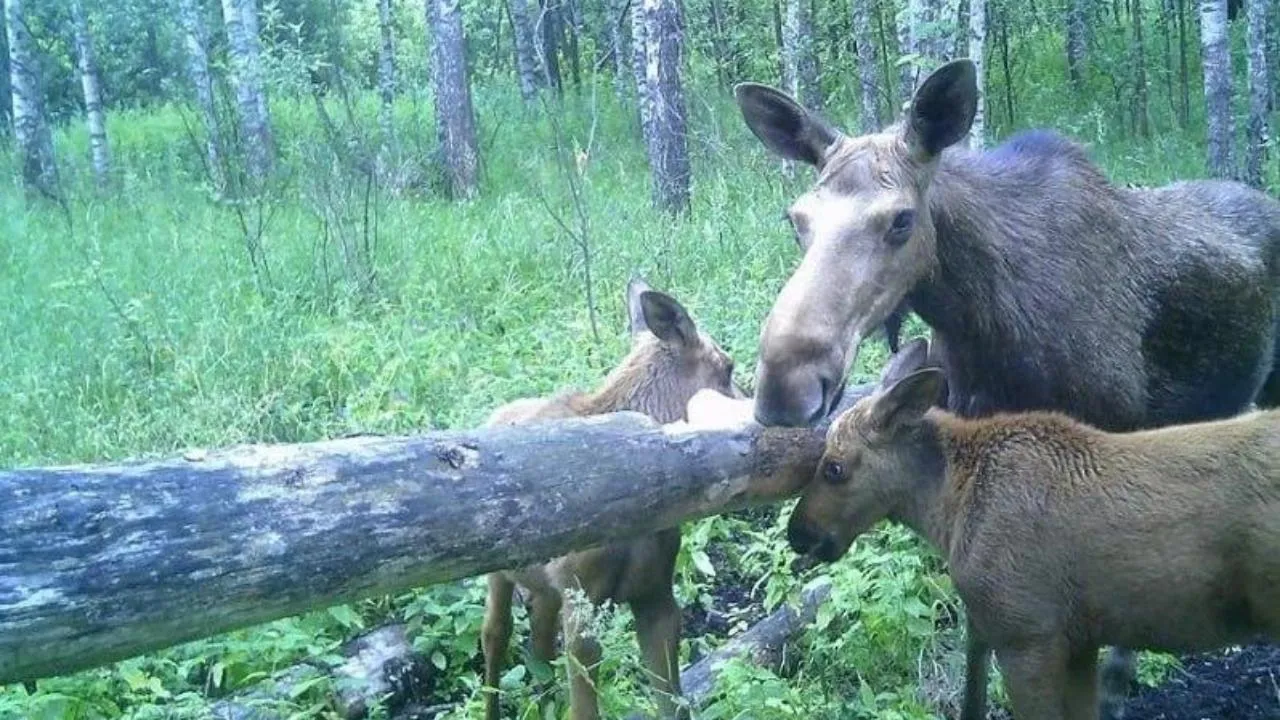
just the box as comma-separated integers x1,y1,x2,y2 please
787,339,1280,720
481,278,742,720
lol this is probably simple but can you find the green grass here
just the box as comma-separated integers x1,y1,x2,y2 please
1,30,1266,718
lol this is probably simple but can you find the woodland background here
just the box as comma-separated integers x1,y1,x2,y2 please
0,0,1276,717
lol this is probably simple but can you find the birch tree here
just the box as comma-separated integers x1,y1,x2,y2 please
1244,0,1270,188
377,0,396,145
70,0,109,187
427,0,479,198
608,0,629,99
508,0,542,102
631,0,654,147
641,0,689,215
178,0,222,188
1130,0,1150,137
4,0,55,194
782,0,821,111
852,0,881,131
968,0,986,148
220,0,274,180
899,0,958,100
1199,0,1233,179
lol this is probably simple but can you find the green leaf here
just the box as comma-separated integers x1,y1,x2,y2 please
431,650,447,670
327,604,364,630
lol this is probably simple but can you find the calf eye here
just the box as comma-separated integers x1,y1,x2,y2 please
822,460,846,485
886,210,916,246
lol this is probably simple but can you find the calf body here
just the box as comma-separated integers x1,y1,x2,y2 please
481,279,740,720
788,340,1280,720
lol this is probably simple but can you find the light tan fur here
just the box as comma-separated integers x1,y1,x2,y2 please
481,278,742,720
788,338,1280,720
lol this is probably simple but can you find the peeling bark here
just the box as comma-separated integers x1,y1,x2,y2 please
968,0,986,148
782,0,821,111
0,397,883,686
642,0,690,215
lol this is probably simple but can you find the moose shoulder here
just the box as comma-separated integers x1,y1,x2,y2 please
788,339,1280,720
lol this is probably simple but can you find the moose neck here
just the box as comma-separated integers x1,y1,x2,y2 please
884,413,958,555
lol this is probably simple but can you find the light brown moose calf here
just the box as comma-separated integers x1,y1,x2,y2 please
481,278,742,720
787,338,1280,720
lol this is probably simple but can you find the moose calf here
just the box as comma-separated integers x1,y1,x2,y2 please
481,278,742,720
787,338,1280,720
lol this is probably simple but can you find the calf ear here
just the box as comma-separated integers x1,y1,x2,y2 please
902,59,978,161
626,276,655,335
868,368,945,432
640,290,698,346
879,337,932,388
734,83,841,166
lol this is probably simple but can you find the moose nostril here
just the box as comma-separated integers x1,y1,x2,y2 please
787,520,820,553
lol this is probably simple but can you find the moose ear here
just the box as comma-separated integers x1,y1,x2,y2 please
867,368,945,432
879,337,932,388
902,59,978,161
639,290,698,346
734,82,841,166
626,276,655,335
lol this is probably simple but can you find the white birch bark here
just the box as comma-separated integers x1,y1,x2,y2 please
782,0,821,110
377,0,397,145
427,0,479,198
220,0,274,180
4,0,56,193
852,0,882,132
177,0,223,188
968,0,986,148
1199,0,1233,179
508,0,541,102
71,0,109,187
1244,0,1270,188
642,0,689,214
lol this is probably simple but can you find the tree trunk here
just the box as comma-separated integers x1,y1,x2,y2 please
426,0,480,198
1244,0,1269,188
536,0,563,95
508,0,542,102
897,0,917,102
564,0,582,89
709,0,729,89
968,0,986,148
1200,0,1233,179
1066,0,1088,90
999,0,1015,125
220,0,274,180
377,0,397,146
1177,0,1190,125
782,0,822,110
610,0,630,99
177,0,223,190
70,0,109,188
1130,0,1149,137
1158,0,1178,125
632,0,655,148
0,404,859,686
642,0,690,215
4,0,57,195
852,0,882,131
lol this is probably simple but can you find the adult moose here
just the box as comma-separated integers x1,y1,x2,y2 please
734,59,1280,720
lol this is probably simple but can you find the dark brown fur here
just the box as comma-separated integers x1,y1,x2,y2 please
788,339,1280,720
480,278,741,720
735,59,1280,717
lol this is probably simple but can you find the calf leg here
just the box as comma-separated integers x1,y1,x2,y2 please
1065,648,1101,720
562,593,603,720
1098,647,1136,720
960,620,990,720
529,590,563,665
632,592,687,719
482,573,516,720
994,640,1070,720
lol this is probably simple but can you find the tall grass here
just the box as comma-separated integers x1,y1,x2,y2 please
0,24,1270,719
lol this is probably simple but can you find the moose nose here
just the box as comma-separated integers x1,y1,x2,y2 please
787,518,823,555
753,363,841,428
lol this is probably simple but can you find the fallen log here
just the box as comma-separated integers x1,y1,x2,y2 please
0,384,874,687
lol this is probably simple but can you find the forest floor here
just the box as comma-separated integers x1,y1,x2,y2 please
1123,644,1280,720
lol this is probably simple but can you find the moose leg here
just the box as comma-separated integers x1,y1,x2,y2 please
633,591,687,719
482,573,516,720
994,641,1071,720
562,593,603,720
960,620,991,720
1098,647,1136,720
529,590,563,665
1065,648,1101,720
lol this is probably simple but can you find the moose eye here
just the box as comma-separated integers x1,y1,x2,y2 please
886,210,916,246
822,460,846,485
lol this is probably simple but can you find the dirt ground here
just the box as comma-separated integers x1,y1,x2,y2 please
1122,643,1280,720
